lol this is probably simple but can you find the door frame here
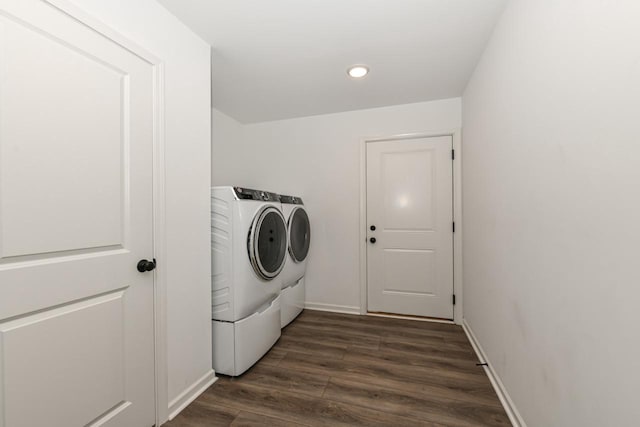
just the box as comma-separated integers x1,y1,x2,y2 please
359,130,463,324
43,1,169,424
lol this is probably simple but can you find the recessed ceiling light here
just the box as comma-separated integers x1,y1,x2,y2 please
347,65,369,79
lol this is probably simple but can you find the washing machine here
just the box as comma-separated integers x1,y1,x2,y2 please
210,186,287,376
279,195,310,328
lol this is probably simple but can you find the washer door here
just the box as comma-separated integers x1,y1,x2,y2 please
288,207,311,263
248,206,287,280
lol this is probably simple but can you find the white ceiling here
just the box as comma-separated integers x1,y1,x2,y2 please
158,0,507,123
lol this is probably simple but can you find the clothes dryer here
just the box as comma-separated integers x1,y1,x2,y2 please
279,195,310,328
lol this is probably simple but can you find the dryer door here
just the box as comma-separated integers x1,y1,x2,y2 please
248,206,287,280
288,207,311,263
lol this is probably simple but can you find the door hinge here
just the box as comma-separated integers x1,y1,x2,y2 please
452,222,455,233
451,149,455,160
453,294,456,305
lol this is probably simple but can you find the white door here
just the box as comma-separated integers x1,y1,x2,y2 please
366,136,454,319
0,2,156,426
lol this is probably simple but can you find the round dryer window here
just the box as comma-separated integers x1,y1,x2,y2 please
248,206,287,280
288,207,310,263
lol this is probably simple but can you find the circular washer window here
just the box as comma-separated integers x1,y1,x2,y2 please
288,207,310,263
248,206,287,280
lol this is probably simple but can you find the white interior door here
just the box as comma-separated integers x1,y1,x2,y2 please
366,136,454,319
0,2,156,426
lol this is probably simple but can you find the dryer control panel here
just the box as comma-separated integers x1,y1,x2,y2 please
233,187,281,202
280,195,304,205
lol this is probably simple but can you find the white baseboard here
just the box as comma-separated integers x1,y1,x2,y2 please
167,369,217,421
304,302,360,315
462,319,526,427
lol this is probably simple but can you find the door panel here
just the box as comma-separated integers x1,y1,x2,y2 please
367,136,453,319
381,149,435,230
0,12,125,257
382,249,436,296
1,293,126,427
0,2,155,426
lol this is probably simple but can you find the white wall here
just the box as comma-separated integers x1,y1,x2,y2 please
71,0,213,422
212,99,460,311
462,1,640,426
211,108,243,186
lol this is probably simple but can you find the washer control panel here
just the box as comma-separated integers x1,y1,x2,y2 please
233,187,280,202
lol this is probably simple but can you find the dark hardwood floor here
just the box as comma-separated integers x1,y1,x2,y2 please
165,310,510,427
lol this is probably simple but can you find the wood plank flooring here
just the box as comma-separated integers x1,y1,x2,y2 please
165,310,510,427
